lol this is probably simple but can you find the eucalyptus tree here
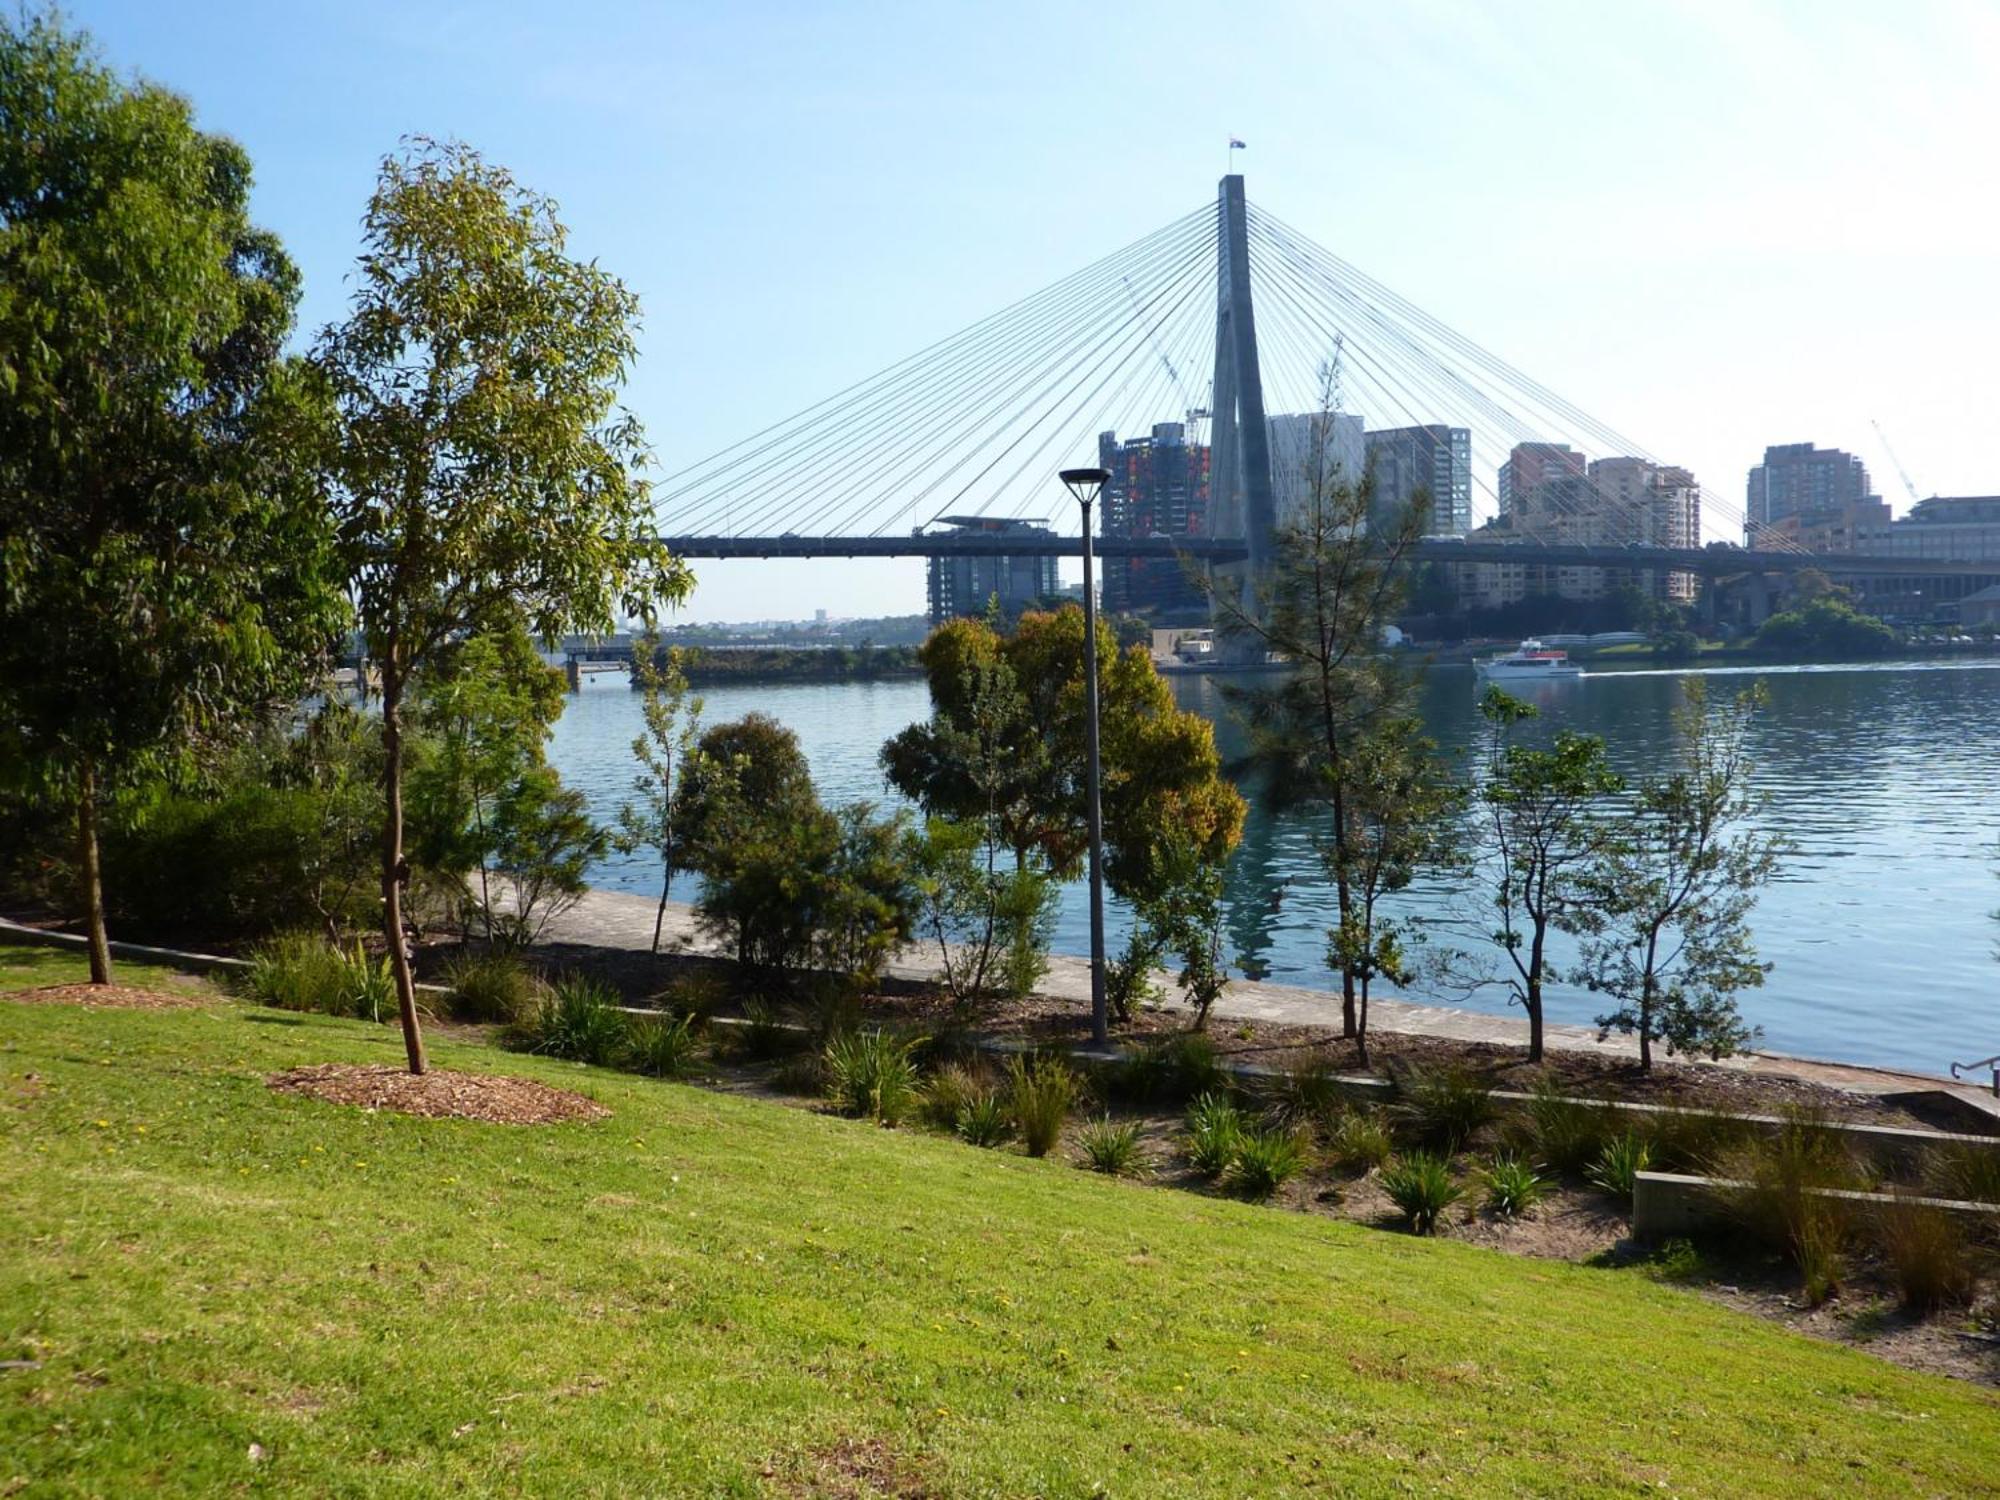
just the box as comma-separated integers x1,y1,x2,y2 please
316,140,689,1074
0,12,344,982
1462,687,1624,1062
615,634,706,954
1574,681,1783,1070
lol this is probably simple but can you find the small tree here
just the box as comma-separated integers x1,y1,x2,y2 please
1133,829,1231,1030
1214,366,1427,1038
615,634,705,953
1455,687,1623,1062
316,140,689,1073
1322,717,1463,1065
1574,681,1783,1070
0,13,345,981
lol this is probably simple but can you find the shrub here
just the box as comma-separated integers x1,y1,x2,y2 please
1642,1106,1750,1174
628,1013,704,1080
1646,1238,1706,1284
955,1092,1012,1148
1258,1058,1345,1132
1380,1153,1464,1235
771,1050,828,1097
921,1062,993,1131
656,969,732,1023
1008,1054,1080,1157
824,1029,920,1125
1874,1196,1980,1314
1512,1075,1616,1177
440,949,537,1024
1390,1064,1498,1155
1076,1116,1143,1175
1184,1092,1245,1177
736,995,799,1060
1589,1134,1652,1203
1718,1106,1863,1304
1227,1125,1309,1201
1119,1032,1230,1106
1480,1154,1546,1217
241,933,388,1020
521,974,630,1065
1924,1143,2000,1206
1325,1107,1395,1176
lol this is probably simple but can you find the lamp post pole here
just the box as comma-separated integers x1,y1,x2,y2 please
1061,467,1112,1047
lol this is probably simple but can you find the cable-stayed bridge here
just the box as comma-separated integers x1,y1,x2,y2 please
653,176,1999,613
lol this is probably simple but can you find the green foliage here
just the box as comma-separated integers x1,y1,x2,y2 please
955,1092,1013,1149
0,12,348,980
1574,681,1782,1070
440,950,538,1025
316,136,690,1069
736,996,797,1061
1479,1155,1547,1217
920,1062,993,1131
1380,1153,1465,1235
1226,1125,1310,1201
1755,596,1898,659
824,1029,920,1126
1007,1054,1080,1157
1133,828,1233,1028
1389,1065,1498,1155
240,934,389,1021
1589,1134,1653,1202
1645,1238,1707,1283
1457,688,1623,1061
1105,923,1165,1023
1872,1196,1979,1314
1324,1107,1396,1176
1258,1058,1347,1132
1184,1092,1247,1178
1511,1075,1618,1177
1923,1143,2000,1205
627,1013,704,1081
1076,1116,1144,1176
1118,1032,1230,1105
904,818,1057,1006
1641,1106,1751,1175
1719,1107,1862,1303
520,974,630,1066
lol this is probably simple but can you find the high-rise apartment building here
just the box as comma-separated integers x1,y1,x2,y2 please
1365,424,1472,536
1265,410,1366,529
1746,442,1873,537
1498,442,1586,516
924,516,1060,625
1097,422,1212,617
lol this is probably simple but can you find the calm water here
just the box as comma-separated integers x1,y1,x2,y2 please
548,657,2000,1074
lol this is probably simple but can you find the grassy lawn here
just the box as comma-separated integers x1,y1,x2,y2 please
0,943,214,996
3,949,1996,1497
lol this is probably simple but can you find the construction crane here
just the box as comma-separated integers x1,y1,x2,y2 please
1870,419,1925,505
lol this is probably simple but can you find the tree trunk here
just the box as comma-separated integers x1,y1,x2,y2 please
76,762,112,986
651,868,670,955
1526,921,1547,1064
379,669,428,1075
1355,976,1370,1069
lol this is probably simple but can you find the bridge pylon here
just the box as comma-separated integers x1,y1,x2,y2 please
1205,174,1278,648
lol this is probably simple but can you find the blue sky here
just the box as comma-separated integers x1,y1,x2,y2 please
59,0,2000,621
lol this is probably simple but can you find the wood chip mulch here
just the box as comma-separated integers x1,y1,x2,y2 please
3,983,209,1011
266,1063,609,1125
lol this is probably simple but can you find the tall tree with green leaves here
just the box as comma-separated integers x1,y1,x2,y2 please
0,11,345,983
1573,681,1783,1070
616,634,705,954
1455,686,1624,1062
316,139,690,1073
1214,371,1430,1037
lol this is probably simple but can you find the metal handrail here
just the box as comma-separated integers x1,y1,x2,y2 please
1949,1055,2000,1097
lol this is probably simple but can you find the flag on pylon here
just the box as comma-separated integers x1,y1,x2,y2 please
1228,137,1246,149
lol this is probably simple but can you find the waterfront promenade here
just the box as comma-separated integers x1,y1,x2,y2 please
543,885,2000,1117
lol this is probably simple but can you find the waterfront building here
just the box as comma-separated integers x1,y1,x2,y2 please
923,516,1060,625
1366,423,1472,536
1498,442,1585,515
1746,442,1874,539
1097,422,1212,617
1858,494,2000,563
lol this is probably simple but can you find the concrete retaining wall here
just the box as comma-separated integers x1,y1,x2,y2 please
1632,1170,2000,1242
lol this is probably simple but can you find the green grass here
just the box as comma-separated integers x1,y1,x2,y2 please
2,951,1998,1495
0,943,215,995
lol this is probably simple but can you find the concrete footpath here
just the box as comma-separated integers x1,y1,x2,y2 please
542,886,2000,1115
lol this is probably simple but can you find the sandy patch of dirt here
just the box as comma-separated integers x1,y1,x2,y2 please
766,1437,932,1498
266,1063,608,1125
4,983,210,1011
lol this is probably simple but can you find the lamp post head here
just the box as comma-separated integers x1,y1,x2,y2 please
1060,466,1110,509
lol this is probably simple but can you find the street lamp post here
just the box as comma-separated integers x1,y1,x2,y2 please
1060,466,1112,1047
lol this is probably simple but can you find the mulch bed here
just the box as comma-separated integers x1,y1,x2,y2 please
266,1063,609,1125
3,983,210,1011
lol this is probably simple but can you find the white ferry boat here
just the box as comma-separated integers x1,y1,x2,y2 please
1474,639,1584,681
